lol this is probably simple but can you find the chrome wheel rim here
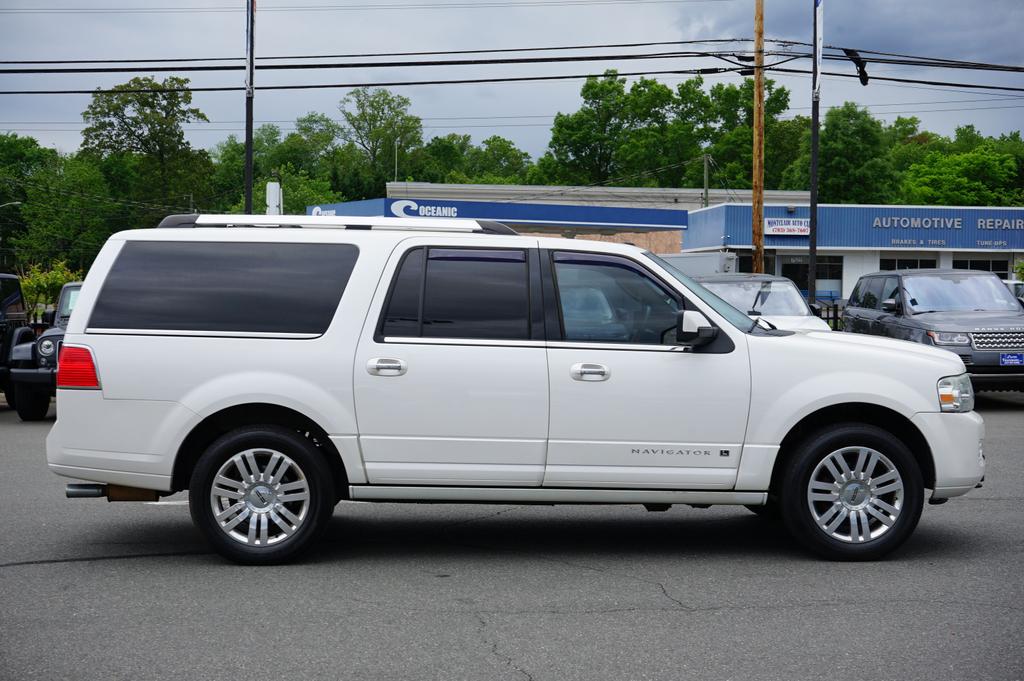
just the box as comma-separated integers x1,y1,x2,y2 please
209,448,310,547
807,446,904,544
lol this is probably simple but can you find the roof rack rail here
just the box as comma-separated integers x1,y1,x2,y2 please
156,213,517,235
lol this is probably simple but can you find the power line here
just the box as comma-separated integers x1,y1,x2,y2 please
0,65,748,96
0,38,755,65
0,49,764,75
0,0,739,14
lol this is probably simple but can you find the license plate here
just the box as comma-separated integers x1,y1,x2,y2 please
1000,352,1024,366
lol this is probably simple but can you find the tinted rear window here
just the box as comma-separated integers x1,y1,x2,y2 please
380,246,531,340
90,241,358,334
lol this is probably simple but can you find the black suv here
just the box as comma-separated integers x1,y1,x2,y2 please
1,273,34,409
10,281,82,420
843,269,1024,391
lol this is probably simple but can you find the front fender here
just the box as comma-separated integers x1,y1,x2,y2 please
10,340,35,363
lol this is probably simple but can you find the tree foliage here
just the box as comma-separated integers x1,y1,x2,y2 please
18,260,82,319
2,74,1023,275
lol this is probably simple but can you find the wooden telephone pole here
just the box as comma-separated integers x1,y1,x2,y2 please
751,0,765,273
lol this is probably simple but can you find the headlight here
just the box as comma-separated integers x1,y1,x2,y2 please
38,339,56,356
937,374,974,413
927,331,970,345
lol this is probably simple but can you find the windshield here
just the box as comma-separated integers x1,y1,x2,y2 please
701,280,809,317
58,286,80,318
903,273,1021,313
644,252,756,332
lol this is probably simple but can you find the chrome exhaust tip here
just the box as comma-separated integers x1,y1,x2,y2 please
66,483,107,498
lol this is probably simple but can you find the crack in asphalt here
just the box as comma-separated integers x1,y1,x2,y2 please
475,613,536,681
0,550,210,569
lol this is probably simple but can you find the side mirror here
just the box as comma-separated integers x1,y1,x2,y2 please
676,309,718,347
881,298,900,313
809,303,823,318
42,310,55,326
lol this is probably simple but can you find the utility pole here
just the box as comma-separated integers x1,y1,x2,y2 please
808,0,823,304
702,154,709,208
243,0,255,214
751,0,765,273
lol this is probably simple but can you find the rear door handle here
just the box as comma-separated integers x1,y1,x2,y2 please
367,358,408,376
570,363,609,381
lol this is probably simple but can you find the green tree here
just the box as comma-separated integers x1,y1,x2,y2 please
13,154,115,268
899,145,1022,206
782,102,897,203
233,163,344,215
18,260,82,320
81,76,209,198
0,133,58,268
338,88,423,191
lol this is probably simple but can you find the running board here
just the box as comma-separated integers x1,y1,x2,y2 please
348,485,766,506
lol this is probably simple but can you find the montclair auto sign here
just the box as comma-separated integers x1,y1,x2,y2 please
765,217,810,236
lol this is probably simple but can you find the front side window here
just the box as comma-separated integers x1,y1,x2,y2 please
553,252,679,344
380,247,530,340
860,278,885,310
880,276,900,305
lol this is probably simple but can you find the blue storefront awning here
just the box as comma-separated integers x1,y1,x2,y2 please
307,197,687,234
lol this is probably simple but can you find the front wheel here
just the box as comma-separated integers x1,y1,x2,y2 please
14,383,50,421
779,424,923,561
189,425,335,565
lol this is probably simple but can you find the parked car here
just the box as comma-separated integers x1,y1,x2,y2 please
1003,279,1024,303
1,273,33,409
9,281,83,420
693,273,831,332
843,269,1024,391
49,214,984,564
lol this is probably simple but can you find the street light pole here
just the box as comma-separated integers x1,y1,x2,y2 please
243,0,255,214
808,0,823,304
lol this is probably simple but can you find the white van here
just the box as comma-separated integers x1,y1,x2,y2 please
47,214,985,564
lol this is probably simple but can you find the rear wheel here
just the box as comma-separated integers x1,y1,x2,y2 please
189,425,335,565
13,383,50,421
779,424,923,561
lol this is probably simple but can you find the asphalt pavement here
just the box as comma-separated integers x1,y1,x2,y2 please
1,394,1022,681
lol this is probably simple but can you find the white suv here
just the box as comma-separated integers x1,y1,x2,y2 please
47,214,985,564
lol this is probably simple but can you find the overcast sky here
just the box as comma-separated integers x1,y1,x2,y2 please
0,0,1021,160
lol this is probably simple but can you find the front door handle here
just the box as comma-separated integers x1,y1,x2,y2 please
571,363,609,381
367,357,408,376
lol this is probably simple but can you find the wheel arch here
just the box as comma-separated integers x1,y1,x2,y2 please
172,403,350,499
768,402,935,496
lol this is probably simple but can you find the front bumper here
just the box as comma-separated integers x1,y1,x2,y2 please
950,349,1024,390
911,411,985,500
10,366,55,387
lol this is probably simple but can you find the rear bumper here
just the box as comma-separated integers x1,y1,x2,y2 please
911,411,985,499
10,366,55,387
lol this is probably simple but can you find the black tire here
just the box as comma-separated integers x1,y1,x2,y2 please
189,425,336,565
13,383,50,421
779,423,924,561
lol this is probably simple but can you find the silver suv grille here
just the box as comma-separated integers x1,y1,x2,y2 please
971,331,1024,350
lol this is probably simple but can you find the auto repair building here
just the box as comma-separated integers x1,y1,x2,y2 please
684,203,1024,300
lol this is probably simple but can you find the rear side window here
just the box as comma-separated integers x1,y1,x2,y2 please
847,279,863,307
380,247,530,340
90,241,358,334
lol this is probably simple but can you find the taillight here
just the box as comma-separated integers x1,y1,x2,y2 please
57,345,100,389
